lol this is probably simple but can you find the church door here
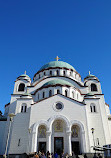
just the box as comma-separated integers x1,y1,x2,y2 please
72,141,80,155
54,137,64,155
38,142,46,153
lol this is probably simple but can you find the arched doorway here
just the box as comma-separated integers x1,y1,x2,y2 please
52,119,66,155
71,125,80,155
38,125,47,153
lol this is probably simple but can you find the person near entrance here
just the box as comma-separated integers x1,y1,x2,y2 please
54,152,58,158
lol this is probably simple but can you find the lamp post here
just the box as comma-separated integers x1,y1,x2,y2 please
4,113,16,158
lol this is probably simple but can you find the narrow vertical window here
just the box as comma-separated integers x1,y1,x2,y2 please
57,89,60,94
18,139,21,146
44,72,46,76
93,106,96,112
90,106,93,112
56,70,59,76
21,106,23,113
50,71,52,76
49,90,52,97
43,92,45,98
39,74,40,79
24,106,27,112
65,90,68,97
38,93,39,100
63,71,65,76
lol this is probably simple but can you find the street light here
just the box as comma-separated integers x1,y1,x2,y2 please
4,113,16,158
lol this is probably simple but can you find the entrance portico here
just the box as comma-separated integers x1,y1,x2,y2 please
30,115,86,155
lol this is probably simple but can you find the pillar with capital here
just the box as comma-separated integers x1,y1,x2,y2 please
46,131,51,153
66,131,72,156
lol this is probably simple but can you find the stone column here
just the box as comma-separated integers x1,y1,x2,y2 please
66,131,72,156
46,131,51,153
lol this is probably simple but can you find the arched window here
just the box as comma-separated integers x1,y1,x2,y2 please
43,92,45,98
56,70,59,76
71,125,79,138
18,83,25,91
44,72,46,76
49,90,52,97
38,125,46,138
91,84,97,91
90,106,93,112
57,89,60,94
63,71,65,76
70,71,72,76
38,93,39,100
39,74,40,79
21,103,27,113
90,103,96,112
50,71,52,76
65,90,68,97
72,91,74,98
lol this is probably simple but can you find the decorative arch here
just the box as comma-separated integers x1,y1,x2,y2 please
48,114,71,132
70,120,85,132
31,120,48,152
91,83,97,91
18,83,25,91
70,120,86,153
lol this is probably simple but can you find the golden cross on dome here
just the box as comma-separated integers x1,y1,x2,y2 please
55,56,60,61
89,71,90,75
24,70,26,75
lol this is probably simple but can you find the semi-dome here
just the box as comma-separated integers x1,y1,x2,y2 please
39,61,76,71
42,79,74,87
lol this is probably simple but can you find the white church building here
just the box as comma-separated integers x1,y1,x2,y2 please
0,58,111,156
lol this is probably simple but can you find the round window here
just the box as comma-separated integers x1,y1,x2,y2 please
53,102,64,111
56,103,62,110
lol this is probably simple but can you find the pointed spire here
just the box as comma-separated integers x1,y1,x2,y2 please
24,70,26,75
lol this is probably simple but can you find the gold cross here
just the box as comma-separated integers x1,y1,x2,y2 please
55,56,60,61
24,70,26,75
89,71,90,75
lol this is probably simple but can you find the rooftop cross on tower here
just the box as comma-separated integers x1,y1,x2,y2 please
24,70,26,75
55,56,60,61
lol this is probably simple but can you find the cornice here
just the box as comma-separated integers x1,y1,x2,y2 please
31,93,85,105
33,67,81,79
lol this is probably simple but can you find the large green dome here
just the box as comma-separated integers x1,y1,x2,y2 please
39,61,76,71
42,79,74,87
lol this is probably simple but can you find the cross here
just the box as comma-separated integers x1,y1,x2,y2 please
55,56,60,61
24,70,26,75
89,71,90,75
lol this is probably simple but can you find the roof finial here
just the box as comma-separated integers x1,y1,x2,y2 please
24,70,26,75
55,56,60,61
89,71,90,75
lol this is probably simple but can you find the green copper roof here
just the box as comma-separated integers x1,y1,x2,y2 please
42,79,74,87
20,74,30,78
39,61,76,71
85,93,94,96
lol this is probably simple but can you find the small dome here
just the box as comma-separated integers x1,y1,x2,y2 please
42,79,74,87
84,73,99,81
39,61,76,71
20,74,30,78
17,73,31,82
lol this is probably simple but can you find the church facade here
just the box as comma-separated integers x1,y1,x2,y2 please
0,59,111,156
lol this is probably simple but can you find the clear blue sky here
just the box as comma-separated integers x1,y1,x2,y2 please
0,0,111,113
